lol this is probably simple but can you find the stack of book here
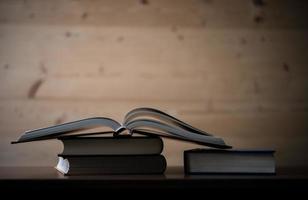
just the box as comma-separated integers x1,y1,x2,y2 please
12,107,275,175
13,108,230,175
55,135,166,175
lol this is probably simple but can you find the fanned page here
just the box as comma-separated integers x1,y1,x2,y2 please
125,119,228,149
12,117,122,143
123,108,230,148
123,108,212,136
12,107,231,148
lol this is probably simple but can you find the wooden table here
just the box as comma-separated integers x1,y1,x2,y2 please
0,167,307,196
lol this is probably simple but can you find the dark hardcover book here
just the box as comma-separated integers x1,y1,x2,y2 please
56,155,167,175
12,107,231,149
58,135,163,156
184,149,275,174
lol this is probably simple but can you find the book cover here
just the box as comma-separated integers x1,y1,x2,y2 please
184,149,275,174
58,135,163,155
56,154,167,175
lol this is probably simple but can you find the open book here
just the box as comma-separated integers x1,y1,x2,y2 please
12,107,231,149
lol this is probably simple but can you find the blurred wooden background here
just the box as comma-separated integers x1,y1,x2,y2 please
0,0,307,167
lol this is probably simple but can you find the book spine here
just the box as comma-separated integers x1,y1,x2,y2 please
183,151,190,174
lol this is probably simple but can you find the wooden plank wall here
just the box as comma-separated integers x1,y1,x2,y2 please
0,0,307,167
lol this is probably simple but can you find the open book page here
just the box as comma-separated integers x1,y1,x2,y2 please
12,117,122,143
125,119,228,148
12,107,231,148
123,107,212,136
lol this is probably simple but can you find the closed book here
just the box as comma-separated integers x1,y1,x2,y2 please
56,155,167,175
58,135,163,155
184,149,275,174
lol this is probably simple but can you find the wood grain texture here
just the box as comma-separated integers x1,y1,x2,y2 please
0,0,307,29
0,0,307,167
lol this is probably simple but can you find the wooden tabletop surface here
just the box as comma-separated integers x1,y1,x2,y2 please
0,166,307,195
1,166,308,179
